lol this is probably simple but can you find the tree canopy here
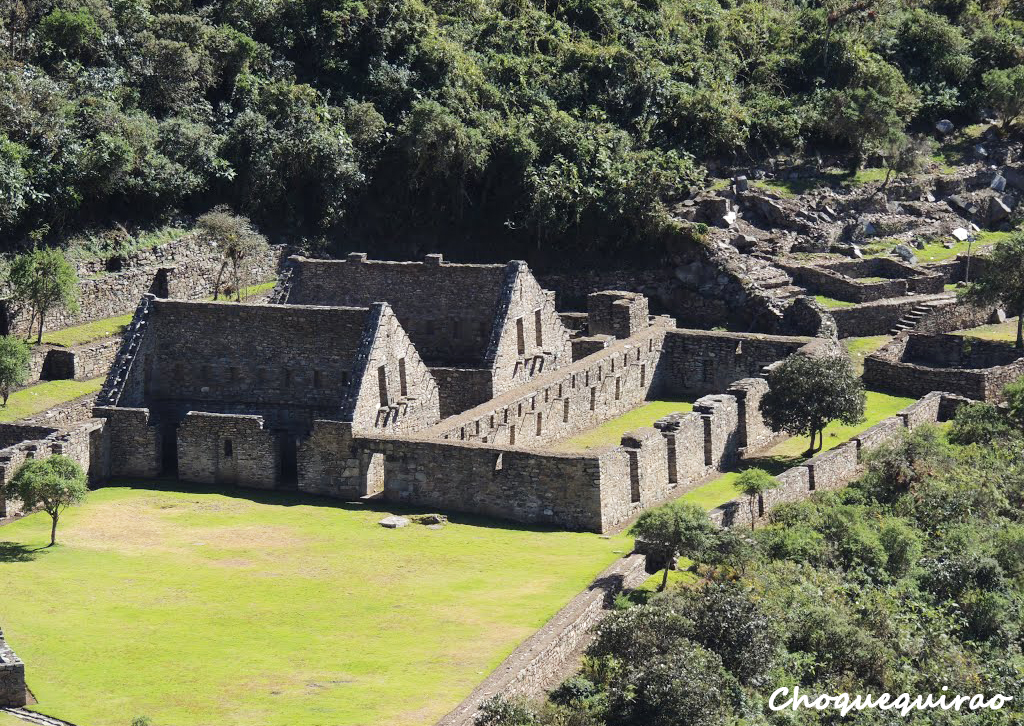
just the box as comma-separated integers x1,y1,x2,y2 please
9,453,88,546
960,233,1024,348
0,0,1022,259
759,352,866,454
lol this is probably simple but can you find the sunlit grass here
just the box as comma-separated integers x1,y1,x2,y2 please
0,486,629,726
843,335,893,376
678,391,916,512
41,314,133,348
954,317,1021,343
554,400,694,451
814,295,857,309
0,377,103,423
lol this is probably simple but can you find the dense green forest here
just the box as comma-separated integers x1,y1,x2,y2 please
1,0,1023,257
479,394,1024,725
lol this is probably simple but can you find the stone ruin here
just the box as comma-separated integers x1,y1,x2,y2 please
0,628,26,708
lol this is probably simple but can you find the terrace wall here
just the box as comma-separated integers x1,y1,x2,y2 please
864,334,1024,401
0,629,26,707
1,236,284,339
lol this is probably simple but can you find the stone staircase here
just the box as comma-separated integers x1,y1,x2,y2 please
1,708,80,726
745,263,806,304
889,300,944,335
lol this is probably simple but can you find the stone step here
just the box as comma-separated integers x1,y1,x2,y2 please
1,708,81,726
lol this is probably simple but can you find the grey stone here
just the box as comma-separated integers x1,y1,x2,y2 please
951,228,970,242
935,119,954,135
991,309,1007,324
850,245,864,259
990,174,1007,192
989,196,1011,224
379,515,411,528
892,244,917,264
734,175,748,192
974,144,987,159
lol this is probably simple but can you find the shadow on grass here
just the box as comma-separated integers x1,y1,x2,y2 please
99,477,584,535
740,453,808,476
0,541,50,562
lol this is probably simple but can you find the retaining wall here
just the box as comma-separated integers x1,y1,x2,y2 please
0,629,26,707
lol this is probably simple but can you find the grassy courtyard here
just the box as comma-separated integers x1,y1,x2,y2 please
41,314,134,348
954,317,1021,343
0,485,629,726
0,377,103,423
678,390,916,511
553,400,694,451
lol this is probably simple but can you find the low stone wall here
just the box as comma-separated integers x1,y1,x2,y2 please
424,326,666,448
658,329,812,398
0,629,26,708
830,295,947,337
1,236,285,339
0,417,106,517
435,554,649,726
864,334,1024,401
783,264,908,303
709,392,962,528
92,406,160,478
915,300,1001,335
16,392,99,428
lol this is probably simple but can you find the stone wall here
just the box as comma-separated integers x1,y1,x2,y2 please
783,263,909,303
92,407,160,477
0,629,26,707
430,368,494,419
1,235,284,339
709,392,963,528
38,337,121,382
587,291,649,339
279,254,512,366
435,554,649,726
16,392,98,428
864,334,1024,401
177,412,280,488
821,258,945,294
829,294,947,337
657,329,811,397
425,326,667,447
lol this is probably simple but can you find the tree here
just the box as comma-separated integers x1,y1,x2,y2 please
878,132,932,191
629,501,717,591
0,335,30,405
8,248,80,344
197,208,270,302
982,65,1024,129
759,353,866,455
736,468,779,531
960,233,1024,348
10,454,88,546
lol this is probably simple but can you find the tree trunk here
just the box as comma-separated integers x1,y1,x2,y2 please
1017,313,1023,350
2,387,9,405
233,260,241,302
213,260,228,300
749,496,757,531
660,563,669,591
37,310,45,345
49,512,58,546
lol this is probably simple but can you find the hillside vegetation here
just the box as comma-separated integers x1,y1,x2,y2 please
1,0,1023,258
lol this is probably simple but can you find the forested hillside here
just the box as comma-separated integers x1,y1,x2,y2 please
1,0,1023,258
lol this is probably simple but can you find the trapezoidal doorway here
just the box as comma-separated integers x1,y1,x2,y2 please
362,452,386,499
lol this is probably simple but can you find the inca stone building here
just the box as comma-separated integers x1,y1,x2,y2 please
93,253,822,532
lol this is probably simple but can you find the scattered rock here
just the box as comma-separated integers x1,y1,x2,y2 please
893,244,917,264
850,245,864,259
925,192,936,203
991,309,1007,324
915,239,927,250
973,144,987,159
935,119,955,135
734,175,749,192
990,174,1007,192
988,196,1011,225
379,515,411,528
411,513,448,526
943,241,955,249
951,227,970,242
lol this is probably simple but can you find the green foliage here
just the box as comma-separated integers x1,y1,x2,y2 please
735,467,778,531
983,65,1024,128
8,248,80,343
196,208,269,301
1,0,1021,258
629,501,716,590
960,233,1024,347
947,400,1017,445
536,426,1024,725
759,353,866,454
9,454,88,546
0,335,30,404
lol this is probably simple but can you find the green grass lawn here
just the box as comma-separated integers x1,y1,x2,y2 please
553,400,694,451
678,390,916,511
0,713,32,726
0,486,630,726
954,317,1021,343
0,377,103,423
41,314,134,348
843,335,892,376
814,295,857,309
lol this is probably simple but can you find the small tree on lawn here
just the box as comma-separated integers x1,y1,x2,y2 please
629,501,717,591
0,335,29,405
198,207,270,302
8,248,79,344
960,234,1024,349
736,468,779,531
759,352,866,456
11,454,87,546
